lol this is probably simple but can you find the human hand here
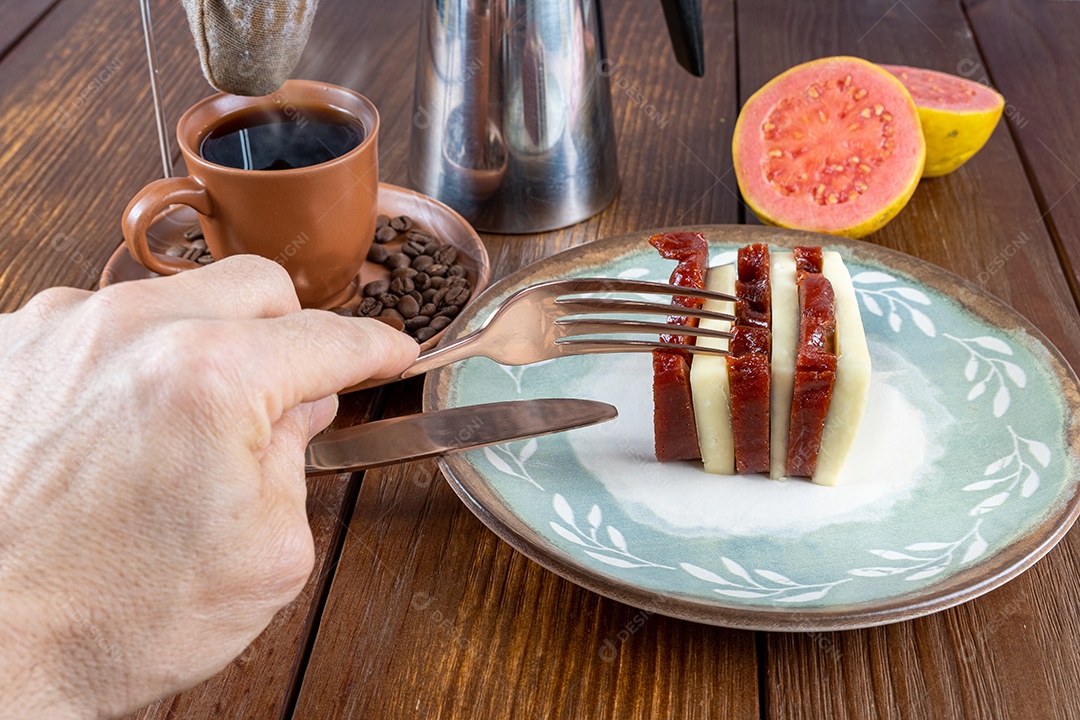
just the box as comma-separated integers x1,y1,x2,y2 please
0,256,418,718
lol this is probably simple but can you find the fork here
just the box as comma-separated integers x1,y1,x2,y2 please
353,277,736,390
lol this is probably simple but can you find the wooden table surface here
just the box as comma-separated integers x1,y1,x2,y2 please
2,0,1079,717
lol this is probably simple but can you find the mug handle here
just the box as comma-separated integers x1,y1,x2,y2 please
122,176,213,275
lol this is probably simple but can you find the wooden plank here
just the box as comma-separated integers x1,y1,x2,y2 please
735,1,1080,718
962,0,1080,307
0,0,58,59
0,0,210,309
293,1,760,718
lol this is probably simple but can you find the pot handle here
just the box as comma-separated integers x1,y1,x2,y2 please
659,0,705,77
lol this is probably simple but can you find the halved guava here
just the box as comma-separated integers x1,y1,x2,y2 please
881,64,1004,177
733,56,925,239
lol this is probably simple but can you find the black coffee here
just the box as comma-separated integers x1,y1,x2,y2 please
199,106,365,171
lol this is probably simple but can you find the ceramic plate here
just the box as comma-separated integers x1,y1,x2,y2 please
100,183,491,356
423,225,1080,631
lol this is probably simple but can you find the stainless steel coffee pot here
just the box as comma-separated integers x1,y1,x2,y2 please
408,0,703,233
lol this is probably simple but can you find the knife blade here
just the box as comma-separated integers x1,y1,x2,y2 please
305,398,617,475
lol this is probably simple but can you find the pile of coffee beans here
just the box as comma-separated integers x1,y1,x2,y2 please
165,214,471,344
165,232,215,264
358,214,471,343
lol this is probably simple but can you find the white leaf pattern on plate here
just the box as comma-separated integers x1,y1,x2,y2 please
550,495,674,569
850,521,987,578
852,273,937,337
680,561,850,603
484,443,544,490
963,426,1049,505
945,334,1027,417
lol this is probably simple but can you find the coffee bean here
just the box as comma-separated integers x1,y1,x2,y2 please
386,253,411,270
182,245,203,261
183,226,204,240
428,276,445,289
166,244,185,257
422,288,438,303
404,315,430,332
422,241,442,257
444,286,470,306
397,295,420,319
415,326,439,343
357,297,383,316
402,240,425,257
419,302,437,317
375,225,398,244
376,214,391,230
448,264,467,278
436,304,460,318
434,245,458,265
377,292,398,308
390,215,413,232
432,286,448,306
413,273,431,292
411,255,434,272
367,244,389,263
429,315,451,331
390,266,417,280
190,238,208,251
329,306,353,317
376,314,405,331
363,279,390,297
389,275,415,295
426,263,447,278
379,307,404,323
196,254,215,265
406,229,432,241
447,276,469,288
408,290,423,304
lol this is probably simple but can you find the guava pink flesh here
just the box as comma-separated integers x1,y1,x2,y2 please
880,64,1003,112
761,76,902,208
738,60,923,231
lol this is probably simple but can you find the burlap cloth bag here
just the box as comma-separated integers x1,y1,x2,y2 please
181,0,320,96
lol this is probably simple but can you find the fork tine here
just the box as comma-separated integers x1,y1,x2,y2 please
544,277,736,303
554,338,729,356
554,297,735,323
555,317,733,340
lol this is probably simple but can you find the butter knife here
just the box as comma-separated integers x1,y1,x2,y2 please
305,398,617,474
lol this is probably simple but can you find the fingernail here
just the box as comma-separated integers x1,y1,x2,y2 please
308,394,339,437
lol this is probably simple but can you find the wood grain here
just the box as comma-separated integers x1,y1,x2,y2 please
293,1,760,718
736,1,1080,718
962,0,1080,307
0,0,57,59
0,0,210,310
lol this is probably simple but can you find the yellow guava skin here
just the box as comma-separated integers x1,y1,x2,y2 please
915,103,1004,177
732,57,926,240
880,64,1005,178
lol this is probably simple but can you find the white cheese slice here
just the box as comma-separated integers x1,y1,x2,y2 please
690,263,736,474
814,251,872,486
769,252,798,479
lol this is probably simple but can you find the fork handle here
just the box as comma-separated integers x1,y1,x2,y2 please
346,328,484,392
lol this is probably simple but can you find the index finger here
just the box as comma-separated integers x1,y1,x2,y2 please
206,310,421,416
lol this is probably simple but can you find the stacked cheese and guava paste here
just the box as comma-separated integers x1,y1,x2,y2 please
650,235,871,485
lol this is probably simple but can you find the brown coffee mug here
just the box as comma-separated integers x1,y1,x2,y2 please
122,80,379,309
